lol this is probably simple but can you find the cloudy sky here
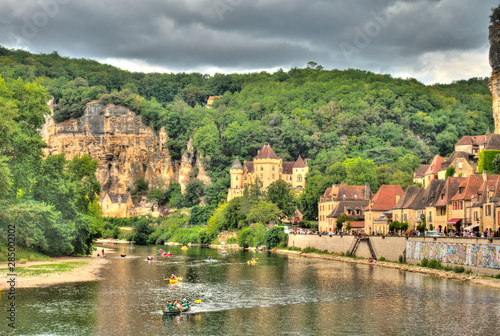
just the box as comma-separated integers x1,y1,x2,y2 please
0,0,497,84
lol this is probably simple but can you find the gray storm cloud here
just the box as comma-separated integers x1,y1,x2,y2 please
0,0,496,83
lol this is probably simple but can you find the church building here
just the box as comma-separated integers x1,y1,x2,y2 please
227,145,308,201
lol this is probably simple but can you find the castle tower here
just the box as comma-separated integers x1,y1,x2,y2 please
229,157,243,189
253,145,281,188
292,155,308,189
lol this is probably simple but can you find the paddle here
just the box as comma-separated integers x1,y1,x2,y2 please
163,277,183,281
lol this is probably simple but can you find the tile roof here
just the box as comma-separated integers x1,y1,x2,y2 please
484,134,500,150
393,185,425,210
414,164,430,178
450,174,487,201
438,151,475,172
282,162,295,174
434,177,466,206
424,155,445,175
472,175,500,205
293,155,307,168
231,157,243,170
420,179,446,208
244,161,254,173
455,136,473,146
367,185,404,211
327,200,370,218
321,184,372,201
255,145,279,160
107,193,131,204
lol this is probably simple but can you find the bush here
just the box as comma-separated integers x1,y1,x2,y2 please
302,247,318,253
421,258,429,267
398,255,404,263
443,265,453,271
465,269,473,275
237,227,254,248
378,256,386,262
428,259,442,269
287,246,301,251
264,226,285,249
226,237,237,244
494,273,500,279
453,266,465,273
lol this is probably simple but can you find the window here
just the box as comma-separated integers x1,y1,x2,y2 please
403,214,407,222
244,176,247,180
486,205,492,216
260,173,263,179
429,211,432,222
297,174,303,182
458,162,463,169
236,176,238,180
272,173,275,179
474,211,478,221
356,210,360,215
260,166,263,171
395,214,399,221
354,194,357,198
272,166,275,171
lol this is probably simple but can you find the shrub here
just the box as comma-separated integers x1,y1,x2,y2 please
443,265,453,271
421,258,429,267
453,266,465,273
226,237,237,244
287,246,301,251
428,259,442,269
494,273,500,279
237,227,254,248
465,269,473,275
398,255,404,263
378,256,386,262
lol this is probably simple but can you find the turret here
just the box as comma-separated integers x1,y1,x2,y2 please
230,157,243,189
292,155,308,188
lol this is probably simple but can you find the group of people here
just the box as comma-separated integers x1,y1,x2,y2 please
165,299,190,310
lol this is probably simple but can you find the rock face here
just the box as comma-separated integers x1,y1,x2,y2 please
489,23,500,134
41,101,211,194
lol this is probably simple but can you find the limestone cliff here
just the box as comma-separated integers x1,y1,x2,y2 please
41,101,211,194
489,23,500,134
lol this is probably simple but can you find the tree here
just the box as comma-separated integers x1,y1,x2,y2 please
247,200,281,224
491,5,500,24
184,179,206,207
133,218,154,245
264,226,286,249
336,213,358,231
445,166,456,179
299,171,329,220
343,158,378,191
237,227,254,248
266,179,296,220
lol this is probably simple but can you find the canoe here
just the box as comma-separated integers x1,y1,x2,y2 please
181,247,188,250
247,260,256,265
169,278,178,284
162,306,190,315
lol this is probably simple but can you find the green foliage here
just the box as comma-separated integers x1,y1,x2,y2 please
453,266,465,273
398,255,404,263
492,154,500,174
445,166,456,179
266,179,296,220
131,178,149,196
247,201,281,225
132,218,155,245
238,227,254,248
343,158,379,192
421,258,429,267
378,256,386,262
389,221,408,232
184,179,205,207
264,226,287,249
336,213,358,231
491,5,500,24
478,150,500,173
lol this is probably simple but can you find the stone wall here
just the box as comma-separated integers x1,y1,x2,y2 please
288,234,500,272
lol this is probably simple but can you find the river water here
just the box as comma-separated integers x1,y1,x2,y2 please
3,245,500,336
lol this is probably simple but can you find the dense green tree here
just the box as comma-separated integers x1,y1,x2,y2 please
247,201,281,224
343,158,379,192
266,179,296,220
184,179,206,207
133,218,154,245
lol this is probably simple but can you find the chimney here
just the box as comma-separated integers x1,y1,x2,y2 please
395,192,400,204
365,183,371,200
483,170,488,181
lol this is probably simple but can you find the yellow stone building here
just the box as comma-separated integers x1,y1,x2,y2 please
227,145,308,201
100,193,134,218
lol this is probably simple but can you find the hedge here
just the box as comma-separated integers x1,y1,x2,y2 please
478,150,500,173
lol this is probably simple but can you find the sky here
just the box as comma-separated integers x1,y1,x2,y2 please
0,0,497,84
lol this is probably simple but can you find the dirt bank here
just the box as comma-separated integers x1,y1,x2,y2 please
0,248,114,290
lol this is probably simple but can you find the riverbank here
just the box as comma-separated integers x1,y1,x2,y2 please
0,248,113,290
276,249,500,290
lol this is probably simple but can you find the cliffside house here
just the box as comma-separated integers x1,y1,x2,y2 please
206,95,222,108
364,185,404,235
318,183,372,232
437,151,477,180
422,155,445,189
422,179,447,231
100,193,134,218
470,175,500,232
227,145,308,201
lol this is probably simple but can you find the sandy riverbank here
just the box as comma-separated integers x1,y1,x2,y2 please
276,249,500,290
0,248,114,290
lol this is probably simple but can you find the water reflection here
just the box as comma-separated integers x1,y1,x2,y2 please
2,245,500,335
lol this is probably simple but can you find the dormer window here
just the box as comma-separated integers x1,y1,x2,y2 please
440,194,444,200
354,194,357,198
343,194,346,198
459,187,463,195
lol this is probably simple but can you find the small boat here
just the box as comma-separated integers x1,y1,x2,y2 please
169,278,178,284
181,246,188,250
162,306,190,315
121,254,126,258
166,253,173,257
247,260,256,265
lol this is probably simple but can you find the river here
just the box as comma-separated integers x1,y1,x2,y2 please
2,245,500,335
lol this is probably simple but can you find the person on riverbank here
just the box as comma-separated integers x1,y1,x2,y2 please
102,249,104,256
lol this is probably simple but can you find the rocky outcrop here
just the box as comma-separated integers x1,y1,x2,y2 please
489,23,500,134
41,101,211,194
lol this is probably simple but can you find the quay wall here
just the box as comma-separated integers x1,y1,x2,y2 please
288,234,500,275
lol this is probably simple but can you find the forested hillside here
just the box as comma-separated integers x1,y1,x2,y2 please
0,46,494,223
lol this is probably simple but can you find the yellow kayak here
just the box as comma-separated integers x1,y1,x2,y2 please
169,278,178,284
247,260,257,265
181,246,188,250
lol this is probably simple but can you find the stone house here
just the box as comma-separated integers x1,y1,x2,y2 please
413,164,429,186
227,145,308,201
470,175,500,232
100,193,134,218
437,151,477,179
364,185,404,235
422,155,445,189
318,183,372,232
391,185,426,231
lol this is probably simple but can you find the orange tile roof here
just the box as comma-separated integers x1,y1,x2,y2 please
255,145,279,160
293,155,307,168
366,185,404,211
434,177,466,206
450,175,488,201
424,155,445,175
414,164,430,178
